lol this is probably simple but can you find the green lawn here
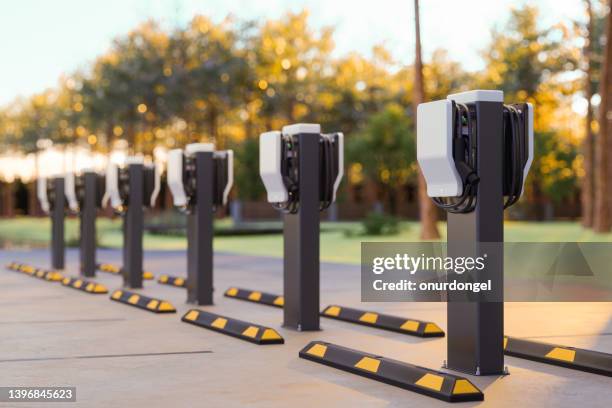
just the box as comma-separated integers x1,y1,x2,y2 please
1,217,611,264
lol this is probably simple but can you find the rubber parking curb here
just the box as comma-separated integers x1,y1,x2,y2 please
97,263,154,280
7,262,63,282
62,277,108,294
321,305,444,337
504,336,612,377
223,287,284,308
182,309,284,345
158,274,186,288
110,289,176,313
300,341,483,402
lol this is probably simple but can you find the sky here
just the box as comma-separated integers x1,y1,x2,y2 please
0,0,585,107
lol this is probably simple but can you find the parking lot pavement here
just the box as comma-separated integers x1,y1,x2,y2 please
1,249,611,407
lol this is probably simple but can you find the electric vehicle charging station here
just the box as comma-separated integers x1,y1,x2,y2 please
104,158,160,289
260,123,343,331
37,175,66,270
166,143,234,305
417,90,533,375
65,171,106,277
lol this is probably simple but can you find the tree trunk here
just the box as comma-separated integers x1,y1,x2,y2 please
594,0,612,232
413,0,440,239
582,0,595,228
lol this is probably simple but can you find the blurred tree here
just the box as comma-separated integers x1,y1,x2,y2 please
177,16,248,148
322,50,396,136
413,0,440,238
253,11,334,129
423,50,472,100
82,21,172,153
480,4,581,219
347,104,416,214
533,131,580,203
0,5,596,225
232,136,265,201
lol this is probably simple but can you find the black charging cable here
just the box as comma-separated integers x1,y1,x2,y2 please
272,133,337,214
272,134,299,214
503,104,525,209
432,103,479,213
319,135,335,211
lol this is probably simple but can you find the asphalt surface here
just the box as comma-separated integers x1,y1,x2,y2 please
1,248,611,407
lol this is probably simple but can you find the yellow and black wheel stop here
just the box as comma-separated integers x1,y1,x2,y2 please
300,341,483,402
321,305,444,338
9,263,63,282
224,287,284,308
97,263,121,274
7,262,29,274
97,263,154,280
33,268,63,282
158,274,186,288
110,290,176,313
504,336,612,377
6,262,25,272
20,264,36,275
182,309,284,345
62,277,108,294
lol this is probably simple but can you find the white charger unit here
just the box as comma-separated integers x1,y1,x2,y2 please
167,144,233,208
64,172,79,212
417,100,463,198
259,130,288,203
167,149,187,208
37,176,50,214
104,163,122,210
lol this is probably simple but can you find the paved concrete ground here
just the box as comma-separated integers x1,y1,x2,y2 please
1,248,611,407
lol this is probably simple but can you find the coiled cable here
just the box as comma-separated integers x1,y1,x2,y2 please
503,104,525,209
272,133,337,214
432,103,479,213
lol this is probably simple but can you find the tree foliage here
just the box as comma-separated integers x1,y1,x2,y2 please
0,6,593,210
347,104,415,214
479,5,583,211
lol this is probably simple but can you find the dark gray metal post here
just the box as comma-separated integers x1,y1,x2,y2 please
80,172,97,277
446,101,504,375
123,164,144,289
283,133,320,331
51,177,65,270
187,152,214,305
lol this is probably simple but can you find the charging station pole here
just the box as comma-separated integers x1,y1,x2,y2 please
123,163,144,289
283,129,320,331
80,171,97,277
187,151,214,305
446,92,504,375
51,176,65,270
